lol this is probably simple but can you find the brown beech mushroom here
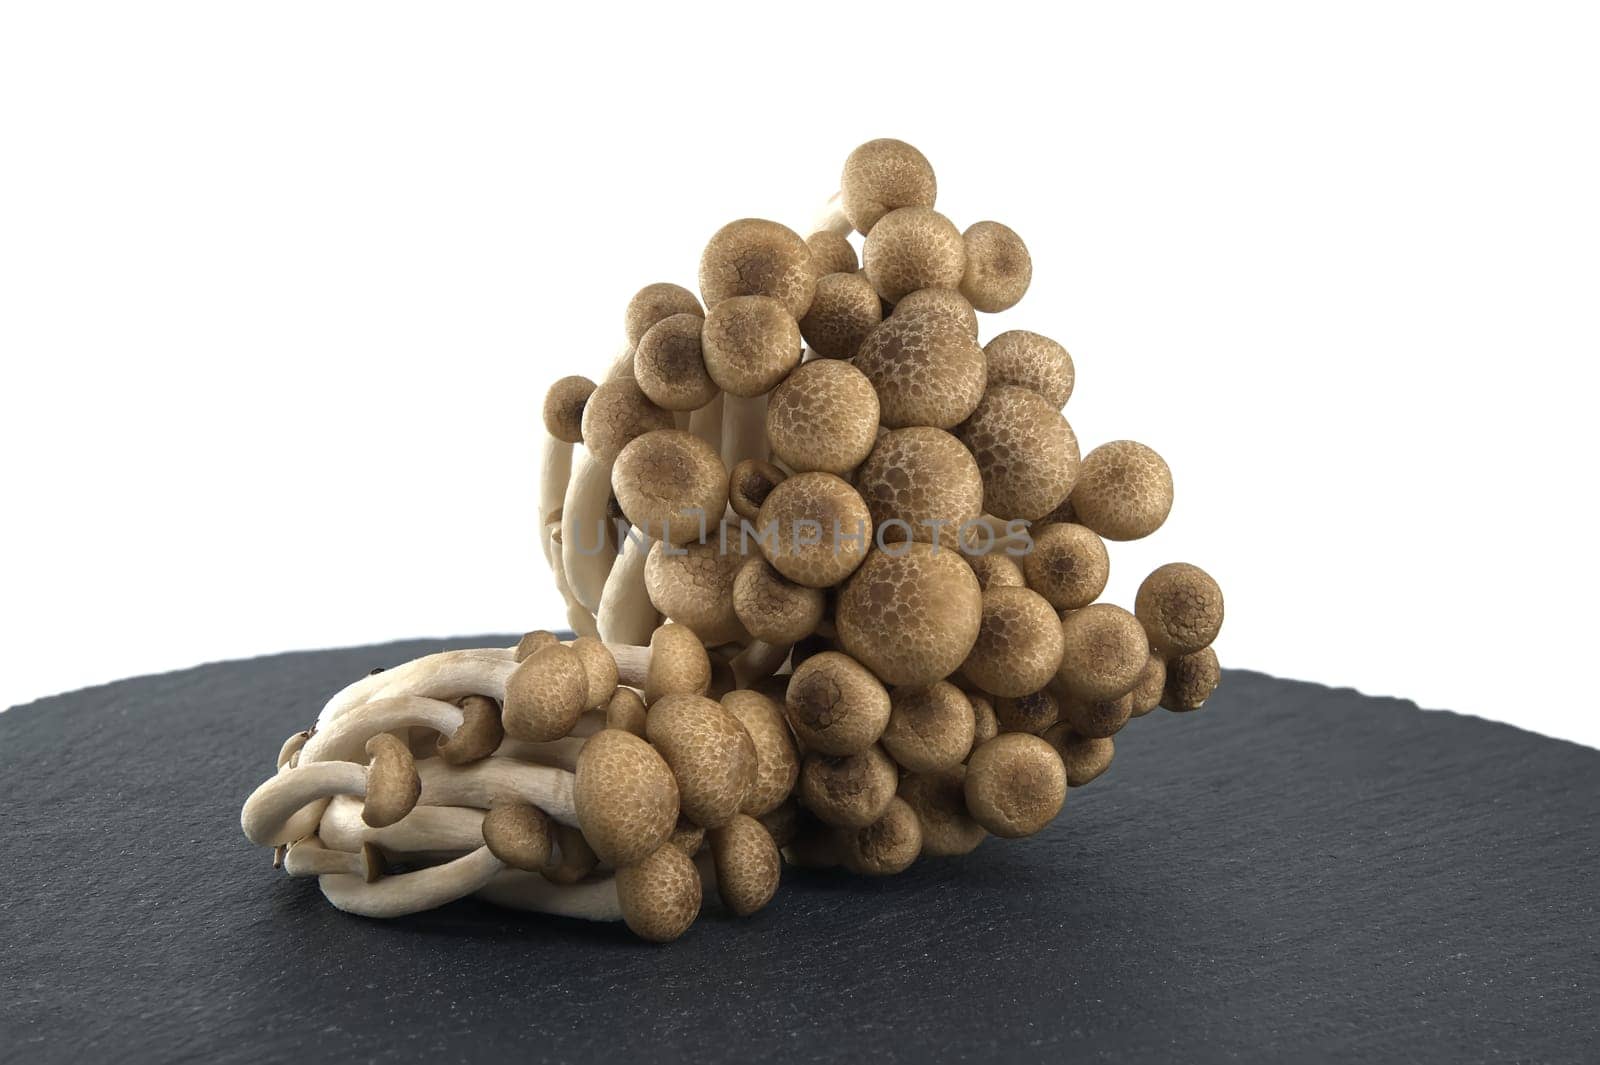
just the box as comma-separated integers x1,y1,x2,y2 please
836,543,983,686
1042,725,1115,788
605,686,647,736
707,814,782,916
362,733,422,828
579,377,675,466
963,733,1067,838
798,271,882,358
502,643,589,742
756,472,873,588
644,526,749,645
634,313,719,411
1163,646,1222,712
481,802,553,871
732,558,825,646
898,766,988,858
1057,690,1134,739
543,376,597,444
1070,440,1175,541
568,636,620,710
965,552,1025,590
1056,604,1150,702
784,650,892,756
863,207,966,303
841,796,923,876
646,694,758,828
515,630,561,662
892,287,979,339
956,386,1081,521
542,823,599,885
698,219,817,320
840,138,937,234
1022,523,1110,611
1129,654,1167,717
855,427,983,545
701,294,803,397
962,586,1065,697
959,221,1032,312
854,301,986,430
969,694,1000,748
1135,562,1225,656
722,689,801,817
625,282,703,348
766,359,880,475
984,331,1074,409
644,623,713,703
612,429,728,545
573,728,680,866
806,230,858,275
728,458,785,523
435,695,504,765
799,745,898,828
880,681,975,773
993,688,1060,736
615,842,702,942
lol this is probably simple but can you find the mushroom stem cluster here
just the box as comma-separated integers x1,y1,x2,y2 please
242,138,1227,942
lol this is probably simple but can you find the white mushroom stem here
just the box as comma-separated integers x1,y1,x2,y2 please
283,835,367,878
548,525,601,638
537,434,573,571
320,845,504,918
689,393,724,452
562,453,617,614
320,795,486,855
810,191,851,236
721,393,769,470
416,758,577,826
495,737,585,771
474,869,623,922
241,760,366,846
317,647,515,727
301,695,464,764
596,529,657,646
729,640,792,688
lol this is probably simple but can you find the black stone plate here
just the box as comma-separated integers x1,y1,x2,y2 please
3,637,1596,1064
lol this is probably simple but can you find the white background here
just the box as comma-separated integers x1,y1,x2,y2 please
3,3,1597,747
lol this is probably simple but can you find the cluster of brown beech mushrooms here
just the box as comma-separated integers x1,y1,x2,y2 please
241,139,1225,942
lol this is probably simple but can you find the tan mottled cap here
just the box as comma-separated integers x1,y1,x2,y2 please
700,295,803,398
481,802,553,871
756,472,872,588
841,139,938,234
806,230,859,275
993,688,1060,736
1057,604,1149,701
891,287,979,340
880,681,975,773
708,814,781,916
1057,689,1134,739
969,693,1000,748
799,745,898,828
863,207,966,303
543,376,597,444
436,694,504,765
766,359,879,475
855,427,983,545
362,733,421,828
698,218,818,320
962,586,1065,698
1070,440,1174,541
1162,646,1221,712
836,543,983,686
722,688,801,817
646,693,758,829
616,842,702,943
579,377,675,466
605,686,648,736
984,331,1074,408
515,630,561,662
963,733,1067,838
1135,562,1224,657
1128,654,1167,717
1042,725,1115,788
569,636,620,710
854,311,986,429
612,429,728,546
956,386,1081,521
574,728,680,867
503,643,589,742
1022,523,1110,611
644,525,750,645
728,458,785,523
785,650,891,756
841,796,922,876
966,552,1025,590
898,766,987,856
625,282,703,348
644,623,712,703
732,557,825,646
634,313,719,412
799,272,882,359
960,221,1032,312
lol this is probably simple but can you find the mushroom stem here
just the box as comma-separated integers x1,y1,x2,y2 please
721,393,768,471
729,640,792,688
810,191,852,236
317,647,515,727
547,525,601,638
596,528,657,645
689,393,724,452
561,453,617,614
283,834,377,879
474,869,624,922
319,795,486,856
495,736,585,771
320,846,504,918
416,758,578,826
301,694,464,764
537,433,573,571
241,760,366,845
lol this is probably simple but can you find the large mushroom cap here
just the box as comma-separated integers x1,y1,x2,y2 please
1162,646,1221,712
1056,603,1149,701
612,429,728,546
699,294,803,398
855,427,984,545
645,694,758,829
616,842,702,943
962,586,1065,698
698,218,818,320
956,385,1081,522
1135,562,1224,656
362,733,421,828
898,766,987,856
854,311,986,430
799,745,898,828
481,802,553,871
784,650,891,756
798,271,882,358
580,378,675,466
983,331,1074,409
841,796,923,876
708,814,782,916
543,376,597,444
573,728,680,867
634,313,718,412
963,733,1067,838
891,287,979,339
959,221,1032,312
1070,440,1174,541
863,207,966,304
836,542,983,687
880,681,975,773
766,358,880,476
503,643,589,742
840,139,938,235
625,282,704,348
732,557,825,646
1022,523,1110,611
644,524,750,645
644,623,712,703
722,689,801,817
1057,689,1134,739
756,472,873,588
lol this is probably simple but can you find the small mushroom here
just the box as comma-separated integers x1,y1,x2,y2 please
700,295,803,398
965,552,1025,590
891,287,978,340
1056,604,1149,702
579,377,675,466
634,313,719,411
840,796,922,876
502,643,589,742
854,306,986,430
1056,689,1133,739
959,221,1031,312
644,525,749,645
963,733,1067,839
541,823,599,885
728,458,786,523
708,814,782,916
956,386,1081,521
962,586,1065,698
670,818,707,856
765,359,880,475
646,693,758,829
1135,562,1224,657
642,623,713,703
698,218,817,320
756,471,873,588
1041,725,1115,788
993,688,1060,736
543,376,597,444
615,842,703,942
625,282,704,347
720,689,801,818
569,636,620,711
515,630,561,662
797,271,882,358
840,138,938,234
732,558,826,646
836,543,983,687
984,331,1074,409
1070,440,1174,541
612,429,728,546
898,767,987,857
969,694,1000,749
784,650,892,756
806,230,858,275
1022,523,1110,611
361,734,422,828
435,695,504,765
880,681,975,773
481,802,554,871
855,427,984,545
283,835,385,883
863,207,966,303
799,744,898,828
1163,646,1222,712
1128,654,1167,717
605,686,648,736
573,728,680,866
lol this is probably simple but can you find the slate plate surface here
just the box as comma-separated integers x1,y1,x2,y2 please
2,637,1596,1064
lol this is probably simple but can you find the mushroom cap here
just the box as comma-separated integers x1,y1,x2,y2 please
644,525,750,645
756,471,873,588
669,817,706,856
722,688,801,817
836,543,983,687
841,139,938,234
984,331,1074,408
963,733,1067,838
1022,523,1110,611
956,385,1081,521
633,313,719,412
698,218,817,320
644,623,712,703
966,552,1025,590
784,650,892,756
863,207,966,304
1128,654,1167,717
959,221,1032,312
891,287,979,340
579,378,675,466
481,802,553,871
645,693,758,829
1042,725,1115,788
962,586,1065,697
993,688,1060,736
708,814,782,916
1057,689,1134,739
1070,440,1174,541
853,311,986,429
806,230,859,275
728,458,786,523
542,376,597,444
798,271,882,358
854,427,984,545
880,681,976,773
969,693,1000,748
732,557,826,646
1135,562,1224,656
1056,604,1150,701
625,282,704,348
605,686,648,736
765,359,880,475
436,694,505,765
569,636,620,710
362,733,421,828
1162,646,1221,712
897,766,987,856
799,745,898,828
514,630,561,662
700,295,804,398
616,842,702,943
503,643,589,741
841,795,923,876
573,728,681,867
542,823,598,885
612,429,728,546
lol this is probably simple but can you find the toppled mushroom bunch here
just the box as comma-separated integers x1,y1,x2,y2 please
240,139,1226,942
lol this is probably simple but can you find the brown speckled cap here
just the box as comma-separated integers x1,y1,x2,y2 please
1070,440,1174,541
579,377,675,466
1057,689,1134,739
1022,523,1110,611
644,524,750,645
855,427,983,545
756,472,873,588
698,218,818,320
880,681,974,773
840,795,922,876
963,733,1066,838
892,287,979,339
863,207,966,303
615,842,701,942
633,313,718,412
799,744,898,828
840,139,937,234
503,643,589,742
805,230,859,275
625,282,704,348
573,728,680,867
983,330,1074,408
700,295,803,398
721,688,801,817
1041,725,1115,788
836,542,983,687
959,221,1032,312
784,650,891,756
766,358,879,475
612,429,728,546
962,586,1065,698
1056,603,1149,701
1162,646,1221,712
645,693,758,829
956,385,1081,521
542,376,597,444
1135,562,1224,656
898,765,986,856
731,557,825,646
854,311,986,429
708,813,781,916
798,271,882,358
